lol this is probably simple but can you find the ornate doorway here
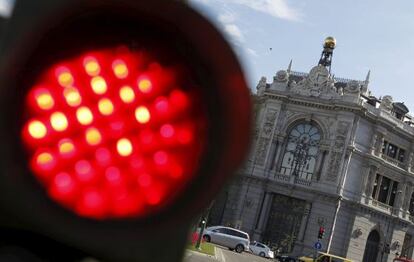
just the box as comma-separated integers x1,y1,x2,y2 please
262,194,307,253
362,230,380,262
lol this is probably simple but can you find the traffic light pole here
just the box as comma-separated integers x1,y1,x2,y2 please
195,218,206,249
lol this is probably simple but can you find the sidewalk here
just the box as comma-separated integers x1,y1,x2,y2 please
184,246,225,262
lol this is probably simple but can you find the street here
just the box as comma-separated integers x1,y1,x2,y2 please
183,244,271,262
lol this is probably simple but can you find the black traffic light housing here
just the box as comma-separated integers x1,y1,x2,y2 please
0,0,251,261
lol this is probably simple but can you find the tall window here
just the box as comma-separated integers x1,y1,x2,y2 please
372,174,399,206
409,192,414,215
382,140,405,163
280,123,321,180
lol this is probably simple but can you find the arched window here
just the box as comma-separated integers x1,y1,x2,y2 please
279,122,321,180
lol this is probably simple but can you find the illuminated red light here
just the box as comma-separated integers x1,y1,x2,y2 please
21,47,207,219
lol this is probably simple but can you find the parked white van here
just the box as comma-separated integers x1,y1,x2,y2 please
202,226,250,253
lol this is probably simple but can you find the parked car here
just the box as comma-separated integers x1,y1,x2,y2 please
249,241,274,258
202,226,250,253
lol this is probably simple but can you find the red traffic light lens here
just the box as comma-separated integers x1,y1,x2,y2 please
21,47,207,219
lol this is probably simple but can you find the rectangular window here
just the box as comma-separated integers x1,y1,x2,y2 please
409,194,414,215
382,140,405,163
372,174,399,207
387,144,397,158
398,149,405,162
378,177,390,203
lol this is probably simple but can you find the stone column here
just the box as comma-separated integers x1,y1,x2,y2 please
273,134,287,172
365,165,379,204
253,192,273,240
360,164,371,198
370,133,378,155
271,136,285,170
393,182,406,217
265,141,278,170
377,135,385,157
403,184,414,218
298,202,311,241
313,145,328,181
408,152,414,173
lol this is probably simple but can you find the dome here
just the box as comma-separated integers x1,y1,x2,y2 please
324,36,336,49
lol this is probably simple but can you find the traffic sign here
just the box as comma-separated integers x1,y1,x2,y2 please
314,241,322,250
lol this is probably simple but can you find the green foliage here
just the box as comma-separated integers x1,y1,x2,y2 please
187,242,215,256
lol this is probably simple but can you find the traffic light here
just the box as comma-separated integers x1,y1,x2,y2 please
0,0,251,261
318,227,325,239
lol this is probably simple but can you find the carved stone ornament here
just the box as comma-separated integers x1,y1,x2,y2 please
275,70,288,82
345,80,361,93
379,95,393,111
326,121,350,182
255,137,270,166
290,65,340,99
256,76,267,90
261,109,278,138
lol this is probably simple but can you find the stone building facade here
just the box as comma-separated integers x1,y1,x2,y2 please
208,46,414,261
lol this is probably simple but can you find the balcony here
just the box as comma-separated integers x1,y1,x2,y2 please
380,154,406,169
371,199,392,213
272,172,312,187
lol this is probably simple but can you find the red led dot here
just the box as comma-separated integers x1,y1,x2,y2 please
95,148,111,164
154,151,168,165
56,66,74,87
50,172,77,201
58,138,75,157
105,167,121,184
138,173,152,187
49,173,78,206
160,124,174,138
35,151,56,170
77,189,107,218
154,97,169,113
75,160,94,183
137,77,152,93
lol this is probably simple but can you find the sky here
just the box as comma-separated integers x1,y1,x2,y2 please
2,1,414,109
0,0,13,17
189,0,414,111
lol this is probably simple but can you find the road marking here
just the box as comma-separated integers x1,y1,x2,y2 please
215,247,226,262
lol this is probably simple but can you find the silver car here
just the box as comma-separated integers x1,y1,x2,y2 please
202,226,250,253
249,241,274,258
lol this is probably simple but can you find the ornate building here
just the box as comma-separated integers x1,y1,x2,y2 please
208,38,414,262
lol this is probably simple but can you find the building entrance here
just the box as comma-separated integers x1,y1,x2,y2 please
262,193,307,253
362,230,380,262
